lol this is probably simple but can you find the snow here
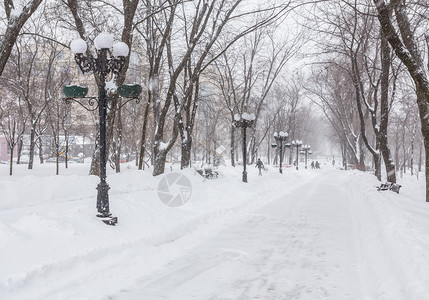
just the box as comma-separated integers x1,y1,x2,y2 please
242,113,256,121
159,142,168,151
73,136,92,146
10,9,22,19
113,42,129,57
279,131,288,137
70,39,87,54
147,77,159,92
0,162,428,299
94,33,114,50
105,77,117,94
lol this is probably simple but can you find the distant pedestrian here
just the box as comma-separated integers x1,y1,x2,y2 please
315,161,320,169
256,158,264,176
311,161,314,169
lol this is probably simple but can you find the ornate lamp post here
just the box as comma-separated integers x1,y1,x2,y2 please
233,112,255,183
273,131,288,174
291,140,303,170
65,33,141,225
301,144,311,169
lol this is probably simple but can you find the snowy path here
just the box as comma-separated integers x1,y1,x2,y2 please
109,171,370,299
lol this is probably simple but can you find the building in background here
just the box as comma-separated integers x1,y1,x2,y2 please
0,135,18,162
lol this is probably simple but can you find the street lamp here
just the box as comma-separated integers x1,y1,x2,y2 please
65,33,141,225
291,140,302,170
301,144,311,169
273,131,288,174
233,112,256,183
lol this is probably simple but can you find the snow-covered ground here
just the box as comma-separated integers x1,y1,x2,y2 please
0,161,427,299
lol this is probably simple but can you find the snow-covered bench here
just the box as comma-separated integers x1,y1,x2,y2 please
377,182,401,194
196,168,218,179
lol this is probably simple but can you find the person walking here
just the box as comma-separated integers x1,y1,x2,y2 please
256,158,264,176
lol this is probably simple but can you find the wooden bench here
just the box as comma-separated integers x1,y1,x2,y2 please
196,168,218,179
377,182,401,194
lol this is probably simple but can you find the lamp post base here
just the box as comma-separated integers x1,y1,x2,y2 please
242,171,248,183
99,216,118,226
96,180,112,219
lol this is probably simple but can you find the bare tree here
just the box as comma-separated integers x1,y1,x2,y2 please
0,95,25,175
373,0,429,201
135,0,293,175
306,65,364,169
0,0,43,76
305,0,400,180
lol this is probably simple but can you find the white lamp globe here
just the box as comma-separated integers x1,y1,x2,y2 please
70,38,87,54
249,113,256,120
273,132,278,137
242,112,249,120
94,33,114,49
234,114,241,121
113,42,129,57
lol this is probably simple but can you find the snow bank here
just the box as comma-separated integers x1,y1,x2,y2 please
0,162,427,299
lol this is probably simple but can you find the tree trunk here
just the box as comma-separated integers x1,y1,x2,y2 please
56,151,59,176
114,105,122,173
181,138,192,169
28,127,35,169
267,135,270,165
55,135,60,176
90,130,100,176
138,99,151,170
374,153,382,181
380,139,396,182
9,146,13,176
65,131,69,169
379,31,396,183
17,137,23,164
357,136,366,171
153,149,167,176
342,144,348,170
230,123,236,167
38,137,44,164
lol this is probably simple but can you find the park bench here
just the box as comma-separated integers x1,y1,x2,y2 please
196,168,219,179
377,182,401,194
